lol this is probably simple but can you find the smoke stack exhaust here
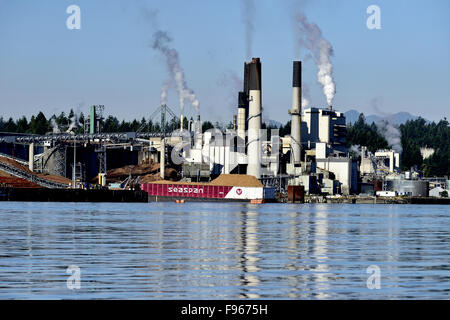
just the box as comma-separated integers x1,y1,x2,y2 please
180,114,184,131
289,61,302,166
247,57,262,179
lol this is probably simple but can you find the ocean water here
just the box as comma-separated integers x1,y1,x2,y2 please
0,202,448,299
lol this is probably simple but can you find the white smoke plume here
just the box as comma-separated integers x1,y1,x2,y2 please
66,101,84,133
151,30,200,114
217,71,243,123
160,81,170,106
240,0,255,59
302,83,311,108
67,116,77,133
350,144,361,157
50,118,60,134
370,98,403,153
217,71,243,108
376,119,402,154
295,14,336,106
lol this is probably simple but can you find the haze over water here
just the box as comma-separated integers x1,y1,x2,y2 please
0,202,448,299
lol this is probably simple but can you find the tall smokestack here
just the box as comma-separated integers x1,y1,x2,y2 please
180,114,184,131
195,114,202,149
289,61,302,166
233,115,237,131
244,62,251,94
243,62,251,135
237,91,247,140
247,57,262,179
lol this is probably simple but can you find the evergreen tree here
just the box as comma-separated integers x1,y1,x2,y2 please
78,112,85,133
3,117,17,132
103,115,120,132
346,113,388,153
31,112,48,134
16,116,29,133
202,121,214,132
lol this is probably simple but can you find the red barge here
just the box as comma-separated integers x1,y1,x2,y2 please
141,174,276,203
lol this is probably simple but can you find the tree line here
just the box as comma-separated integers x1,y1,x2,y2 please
347,113,449,176
1,110,448,176
0,110,218,135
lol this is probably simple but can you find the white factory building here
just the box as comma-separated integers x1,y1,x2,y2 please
301,107,347,153
175,58,356,195
360,147,401,176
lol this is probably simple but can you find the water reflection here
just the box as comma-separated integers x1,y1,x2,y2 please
312,209,330,299
0,202,448,299
238,208,260,299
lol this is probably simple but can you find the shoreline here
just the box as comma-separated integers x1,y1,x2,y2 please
0,187,449,204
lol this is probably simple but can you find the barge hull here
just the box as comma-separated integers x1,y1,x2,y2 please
142,182,275,202
148,195,253,203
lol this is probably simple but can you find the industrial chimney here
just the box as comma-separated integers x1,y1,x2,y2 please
247,58,262,179
237,91,247,140
180,114,184,131
195,114,202,149
289,61,302,166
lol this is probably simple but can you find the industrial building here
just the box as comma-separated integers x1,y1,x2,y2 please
0,57,438,202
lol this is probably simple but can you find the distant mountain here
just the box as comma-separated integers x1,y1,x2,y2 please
344,109,422,125
344,110,361,124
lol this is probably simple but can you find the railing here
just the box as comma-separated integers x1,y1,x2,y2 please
0,160,68,189
0,132,180,145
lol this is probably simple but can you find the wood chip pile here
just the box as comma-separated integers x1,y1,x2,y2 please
92,161,179,183
147,174,263,187
0,156,71,186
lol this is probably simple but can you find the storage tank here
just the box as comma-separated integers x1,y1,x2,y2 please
386,180,429,197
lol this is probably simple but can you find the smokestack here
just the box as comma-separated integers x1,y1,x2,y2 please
244,62,251,94
180,114,184,131
233,115,237,131
243,62,251,135
289,61,302,166
237,91,247,140
247,57,262,179
195,114,202,149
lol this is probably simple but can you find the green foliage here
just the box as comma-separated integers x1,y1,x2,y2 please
103,115,120,132
3,109,448,178
400,117,450,176
346,114,389,153
16,116,29,133
3,117,17,132
346,114,449,177
202,121,214,132
30,112,48,135
279,120,291,137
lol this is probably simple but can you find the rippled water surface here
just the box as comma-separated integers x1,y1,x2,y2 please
0,202,449,299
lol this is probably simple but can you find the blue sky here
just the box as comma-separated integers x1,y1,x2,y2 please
0,0,449,123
